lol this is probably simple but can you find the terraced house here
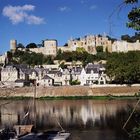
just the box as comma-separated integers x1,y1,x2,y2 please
0,63,107,87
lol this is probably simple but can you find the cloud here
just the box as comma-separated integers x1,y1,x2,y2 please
89,5,97,10
81,0,87,4
58,6,70,12
26,15,45,25
2,5,45,25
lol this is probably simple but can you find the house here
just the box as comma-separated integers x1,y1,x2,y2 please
61,69,70,85
46,70,62,86
71,67,82,82
0,63,107,87
38,75,54,87
1,65,18,82
80,63,106,85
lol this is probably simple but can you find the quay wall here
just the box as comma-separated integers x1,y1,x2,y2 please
0,84,140,97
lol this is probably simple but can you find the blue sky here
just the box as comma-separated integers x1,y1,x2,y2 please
0,0,138,54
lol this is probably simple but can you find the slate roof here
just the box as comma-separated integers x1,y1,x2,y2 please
15,79,27,83
42,75,53,80
20,68,38,76
85,63,104,74
71,67,82,75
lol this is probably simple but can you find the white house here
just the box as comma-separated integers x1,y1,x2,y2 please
38,75,54,87
79,63,106,85
61,69,70,85
1,65,18,82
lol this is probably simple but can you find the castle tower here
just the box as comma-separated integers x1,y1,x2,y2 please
43,39,57,56
10,40,17,51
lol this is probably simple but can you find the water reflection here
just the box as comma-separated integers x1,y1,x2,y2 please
0,99,136,140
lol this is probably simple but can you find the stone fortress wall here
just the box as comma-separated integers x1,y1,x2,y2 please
9,34,140,57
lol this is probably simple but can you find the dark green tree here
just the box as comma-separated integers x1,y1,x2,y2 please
45,56,54,64
125,0,140,31
26,43,37,48
96,46,103,53
106,51,140,84
17,43,25,48
7,51,13,64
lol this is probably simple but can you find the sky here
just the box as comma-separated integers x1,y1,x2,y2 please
0,0,138,54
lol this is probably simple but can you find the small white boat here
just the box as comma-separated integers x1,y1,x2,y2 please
19,130,70,140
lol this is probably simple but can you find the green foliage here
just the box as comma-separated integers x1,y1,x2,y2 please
55,50,89,64
26,43,37,48
55,48,109,66
106,51,140,84
76,47,86,53
70,80,81,85
8,50,50,66
96,46,103,53
122,34,140,43
56,49,63,60
59,62,67,69
17,43,25,48
45,55,54,64
7,51,13,64
125,0,138,4
64,43,68,46
130,125,140,140
127,7,140,31
106,36,117,43
125,0,140,31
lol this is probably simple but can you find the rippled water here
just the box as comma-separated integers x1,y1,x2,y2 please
0,99,137,140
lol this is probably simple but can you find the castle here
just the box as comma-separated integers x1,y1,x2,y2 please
10,39,58,56
59,34,112,54
9,34,140,57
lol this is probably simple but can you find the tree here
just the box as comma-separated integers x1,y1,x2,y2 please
125,0,140,31
121,33,140,42
17,43,25,48
64,43,68,46
76,47,86,53
26,43,37,48
59,62,67,69
56,49,63,60
106,51,140,84
96,46,103,53
7,51,13,64
45,56,54,64
121,34,131,41
70,79,81,85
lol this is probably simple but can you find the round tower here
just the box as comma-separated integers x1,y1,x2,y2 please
10,40,17,51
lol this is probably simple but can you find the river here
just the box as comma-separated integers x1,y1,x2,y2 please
0,99,137,140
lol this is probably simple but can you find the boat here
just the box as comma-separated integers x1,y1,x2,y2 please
0,81,70,140
0,126,70,140
19,130,70,140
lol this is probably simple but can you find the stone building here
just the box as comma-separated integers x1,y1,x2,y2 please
1,65,18,82
10,39,17,52
59,35,112,54
29,39,57,56
11,39,57,56
112,40,140,53
9,34,140,57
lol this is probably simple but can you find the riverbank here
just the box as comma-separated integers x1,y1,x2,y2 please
0,84,140,98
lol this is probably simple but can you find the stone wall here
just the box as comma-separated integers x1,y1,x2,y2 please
0,85,140,98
